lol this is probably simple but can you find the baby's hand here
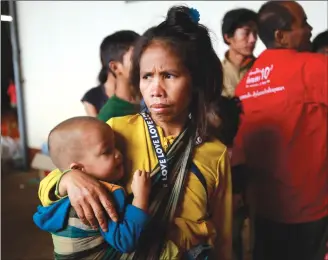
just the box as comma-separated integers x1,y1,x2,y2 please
131,170,151,198
131,170,150,211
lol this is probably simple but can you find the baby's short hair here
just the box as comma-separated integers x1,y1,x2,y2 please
48,116,109,171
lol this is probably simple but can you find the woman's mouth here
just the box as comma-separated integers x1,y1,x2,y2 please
150,104,171,113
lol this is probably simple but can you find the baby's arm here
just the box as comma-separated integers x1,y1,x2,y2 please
131,170,151,211
100,170,151,253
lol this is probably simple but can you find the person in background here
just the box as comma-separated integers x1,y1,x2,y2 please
221,8,258,98
97,30,142,122
81,30,140,117
7,80,17,109
220,8,258,260
312,30,328,55
232,1,328,260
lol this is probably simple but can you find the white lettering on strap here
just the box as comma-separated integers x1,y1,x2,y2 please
140,112,168,187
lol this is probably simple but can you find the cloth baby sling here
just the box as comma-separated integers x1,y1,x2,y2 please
126,113,210,260
106,112,211,260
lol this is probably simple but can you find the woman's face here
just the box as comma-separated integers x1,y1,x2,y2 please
139,41,192,124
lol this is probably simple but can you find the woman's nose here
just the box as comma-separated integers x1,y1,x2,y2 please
150,77,165,98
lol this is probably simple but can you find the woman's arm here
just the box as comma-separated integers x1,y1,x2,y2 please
210,149,233,260
38,169,118,232
83,102,98,117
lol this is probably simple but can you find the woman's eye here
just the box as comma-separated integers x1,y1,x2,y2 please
142,73,152,80
164,73,175,79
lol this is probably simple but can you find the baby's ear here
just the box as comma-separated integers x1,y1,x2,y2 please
69,163,84,172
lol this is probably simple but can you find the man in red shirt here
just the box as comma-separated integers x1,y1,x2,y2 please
232,1,328,259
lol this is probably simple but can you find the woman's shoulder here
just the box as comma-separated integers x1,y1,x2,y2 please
192,137,229,193
197,136,227,156
107,114,144,130
194,137,228,171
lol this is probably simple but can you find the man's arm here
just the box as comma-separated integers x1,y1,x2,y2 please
302,54,328,106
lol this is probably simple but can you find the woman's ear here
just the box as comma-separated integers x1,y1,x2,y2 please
69,163,84,172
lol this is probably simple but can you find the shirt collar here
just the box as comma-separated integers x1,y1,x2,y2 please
223,51,256,71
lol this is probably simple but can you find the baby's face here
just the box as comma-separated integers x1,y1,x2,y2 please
81,126,124,182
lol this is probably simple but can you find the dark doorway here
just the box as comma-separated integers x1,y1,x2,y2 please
1,1,14,114
2,0,29,171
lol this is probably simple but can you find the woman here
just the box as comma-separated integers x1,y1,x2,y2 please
81,30,140,117
39,6,232,259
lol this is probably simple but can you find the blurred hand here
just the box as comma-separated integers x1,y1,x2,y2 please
59,170,118,231
131,170,151,211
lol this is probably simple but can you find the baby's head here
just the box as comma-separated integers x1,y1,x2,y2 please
48,116,123,182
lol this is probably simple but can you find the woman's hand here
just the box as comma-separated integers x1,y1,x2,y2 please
59,170,118,231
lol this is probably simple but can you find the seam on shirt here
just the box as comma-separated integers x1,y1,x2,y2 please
215,146,228,196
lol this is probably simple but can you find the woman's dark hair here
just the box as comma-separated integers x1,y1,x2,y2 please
258,1,294,48
312,30,328,53
221,8,258,45
131,6,223,140
98,30,140,84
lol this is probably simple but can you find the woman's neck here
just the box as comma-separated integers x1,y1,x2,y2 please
151,111,189,137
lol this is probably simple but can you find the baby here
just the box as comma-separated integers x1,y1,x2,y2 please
33,116,150,259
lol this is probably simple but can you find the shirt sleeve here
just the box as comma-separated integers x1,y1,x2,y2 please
33,198,71,232
38,169,63,206
81,88,96,105
107,117,115,127
100,189,150,253
97,98,116,122
98,95,139,122
210,149,232,260
302,54,328,106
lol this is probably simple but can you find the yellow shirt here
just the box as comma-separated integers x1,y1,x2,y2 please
39,114,232,259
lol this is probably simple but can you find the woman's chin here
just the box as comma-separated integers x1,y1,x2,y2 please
150,113,174,123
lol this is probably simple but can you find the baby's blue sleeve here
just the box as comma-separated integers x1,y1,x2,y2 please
33,198,71,232
100,189,150,253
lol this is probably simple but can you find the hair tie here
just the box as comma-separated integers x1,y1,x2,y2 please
189,7,200,23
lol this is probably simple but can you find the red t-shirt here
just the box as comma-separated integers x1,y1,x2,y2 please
233,49,328,223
